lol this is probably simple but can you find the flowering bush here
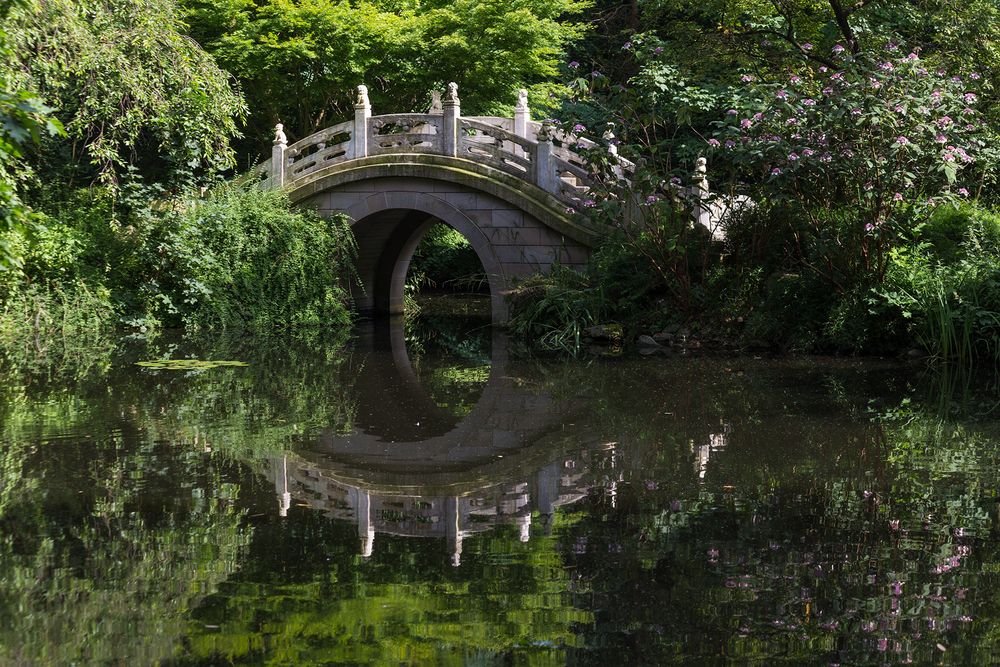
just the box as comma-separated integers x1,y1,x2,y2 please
711,45,998,282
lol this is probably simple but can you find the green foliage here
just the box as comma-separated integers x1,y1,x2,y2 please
0,381,251,664
0,0,64,272
3,0,246,188
408,224,485,293
141,183,357,330
180,524,590,665
0,183,357,342
183,0,590,152
508,266,602,353
882,205,1000,364
0,280,115,357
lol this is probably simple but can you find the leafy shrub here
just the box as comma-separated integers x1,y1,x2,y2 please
507,266,602,352
712,45,998,284
1,181,357,339
883,205,1000,363
4,0,245,187
135,184,357,330
0,280,115,361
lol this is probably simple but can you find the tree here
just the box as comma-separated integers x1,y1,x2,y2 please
182,0,590,153
2,0,246,190
0,0,63,272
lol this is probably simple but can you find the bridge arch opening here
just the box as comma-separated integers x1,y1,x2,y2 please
407,223,489,306
346,193,511,324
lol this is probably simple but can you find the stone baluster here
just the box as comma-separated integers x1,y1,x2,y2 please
513,89,530,138
534,120,556,194
352,84,371,159
442,82,460,157
270,123,287,188
513,89,530,158
692,157,711,229
604,123,623,179
429,90,443,115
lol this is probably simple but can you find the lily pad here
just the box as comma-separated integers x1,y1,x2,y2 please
135,359,249,371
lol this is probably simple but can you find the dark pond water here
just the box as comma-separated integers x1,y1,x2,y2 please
2,309,1000,665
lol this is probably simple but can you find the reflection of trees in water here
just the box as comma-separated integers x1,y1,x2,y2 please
5,323,1000,664
0,329,363,663
540,363,1000,665
0,429,248,664
181,510,592,665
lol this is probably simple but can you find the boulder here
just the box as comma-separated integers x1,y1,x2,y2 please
582,324,623,342
636,334,661,348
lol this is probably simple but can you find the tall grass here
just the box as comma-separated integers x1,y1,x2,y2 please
507,267,602,353
883,208,1000,367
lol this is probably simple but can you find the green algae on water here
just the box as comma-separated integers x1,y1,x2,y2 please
135,359,248,370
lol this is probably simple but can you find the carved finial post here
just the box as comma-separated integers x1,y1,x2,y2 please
442,82,461,157
270,123,287,188
429,90,443,115
512,89,531,159
352,84,372,159
693,157,711,230
534,120,556,193
604,123,623,178
513,89,530,138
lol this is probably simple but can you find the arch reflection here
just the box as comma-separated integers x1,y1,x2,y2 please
266,318,619,564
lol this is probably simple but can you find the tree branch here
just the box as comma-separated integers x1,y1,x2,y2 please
828,0,861,53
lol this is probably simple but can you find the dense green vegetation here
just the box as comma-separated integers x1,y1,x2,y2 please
507,0,1000,364
1,0,998,364
0,0,588,344
182,0,589,155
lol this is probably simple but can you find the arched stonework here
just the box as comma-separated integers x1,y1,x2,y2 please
298,175,591,324
262,86,719,324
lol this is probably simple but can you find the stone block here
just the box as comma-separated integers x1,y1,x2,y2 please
326,191,370,213
439,192,479,209
336,179,378,192
500,263,538,279
465,209,494,227
485,228,520,245
377,177,434,192
491,209,524,228
495,245,558,265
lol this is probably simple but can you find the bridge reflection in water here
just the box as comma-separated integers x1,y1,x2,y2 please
265,318,619,565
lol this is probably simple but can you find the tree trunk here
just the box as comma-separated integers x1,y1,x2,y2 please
828,0,861,53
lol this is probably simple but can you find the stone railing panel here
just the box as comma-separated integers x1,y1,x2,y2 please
369,114,442,155
552,156,593,206
288,139,353,180
286,120,353,158
459,118,537,178
465,116,514,132
461,140,533,175
461,118,536,153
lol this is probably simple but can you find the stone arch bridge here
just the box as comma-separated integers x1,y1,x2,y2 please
259,83,717,323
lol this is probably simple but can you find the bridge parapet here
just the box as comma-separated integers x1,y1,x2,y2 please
260,83,638,211
255,82,740,243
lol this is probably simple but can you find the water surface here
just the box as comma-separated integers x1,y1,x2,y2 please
2,314,999,665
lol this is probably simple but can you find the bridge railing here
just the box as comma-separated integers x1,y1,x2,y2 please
263,83,723,234
264,84,616,205
458,117,536,178
369,113,443,155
